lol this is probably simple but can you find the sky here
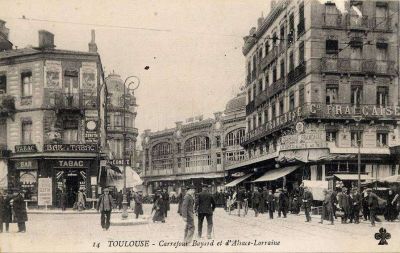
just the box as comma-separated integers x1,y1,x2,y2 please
0,0,270,134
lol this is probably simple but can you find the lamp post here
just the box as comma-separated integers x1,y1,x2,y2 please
354,116,362,193
221,147,227,185
121,76,140,219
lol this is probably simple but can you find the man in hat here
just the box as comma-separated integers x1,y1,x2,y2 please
349,188,361,224
252,187,261,217
97,187,115,231
337,187,350,224
320,189,334,225
195,184,215,239
133,190,144,219
278,188,289,218
11,189,28,232
177,186,187,216
302,187,313,222
366,188,379,226
182,184,196,242
161,188,170,218
236,186,245,217
260,186,268,214
266,189,275,219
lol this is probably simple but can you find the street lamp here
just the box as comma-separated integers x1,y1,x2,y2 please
121,76,140,219
354,116,362,193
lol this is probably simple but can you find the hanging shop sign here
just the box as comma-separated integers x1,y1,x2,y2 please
43,144,98,152
15,144,38,153
280,131,327,151
110,159,131,166
15,159,38,170
38,178,52,206
84,119,99,143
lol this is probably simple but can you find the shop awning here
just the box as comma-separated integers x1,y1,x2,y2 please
107,166,143,190
252,165,300,182
225,173,253,187
334,174,374,181
378,175,400,183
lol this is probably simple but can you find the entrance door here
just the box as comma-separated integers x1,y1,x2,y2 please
65,174,80,208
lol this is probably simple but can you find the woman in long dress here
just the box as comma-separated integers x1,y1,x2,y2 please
152,193,165,223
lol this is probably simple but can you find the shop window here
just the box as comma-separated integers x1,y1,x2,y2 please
351,131,362,147
351,86,362,107
326,40,338,54
376,132,388,147
326,86,338,104
376,87,388,106
0,74,6,94
21,72,32,97
21,120,32,144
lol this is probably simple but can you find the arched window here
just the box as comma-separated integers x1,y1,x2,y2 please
151,142,172,157
184,136,210,152
225,128,246,147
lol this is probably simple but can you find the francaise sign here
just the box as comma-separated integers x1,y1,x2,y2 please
309,104,400,118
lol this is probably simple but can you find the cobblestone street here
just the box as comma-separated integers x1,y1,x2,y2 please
1,204,399,252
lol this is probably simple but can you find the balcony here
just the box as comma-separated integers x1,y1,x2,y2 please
322,14,343,28
267,78,285,97
321,58,396,76
260,46,278,71
254,89,269,108
0,95,16,118
346,15,368,30
287,63,306,88
243,106,302,145
55,93,83,113
178,165,213,174
302,103,400,121
149,169,173,176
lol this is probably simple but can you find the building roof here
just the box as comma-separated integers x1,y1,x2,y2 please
225,92,246,114
0,47,99,60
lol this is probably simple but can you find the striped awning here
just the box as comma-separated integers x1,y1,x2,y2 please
225,173,253,187
252,165,300,182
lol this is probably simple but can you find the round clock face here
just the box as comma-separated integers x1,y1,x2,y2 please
86,120,97,131
296,122,304,133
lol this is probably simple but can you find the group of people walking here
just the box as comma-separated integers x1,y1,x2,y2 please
0,188,28,233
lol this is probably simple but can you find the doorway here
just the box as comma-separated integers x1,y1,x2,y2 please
65,174,80,208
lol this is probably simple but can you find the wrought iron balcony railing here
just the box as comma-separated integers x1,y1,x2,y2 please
321,58,396,76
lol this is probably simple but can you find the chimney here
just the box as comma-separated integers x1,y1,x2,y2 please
175,121,183,128
0,19,10,39
257,13,264,28
38,30,55,49
88,29,98,53
270,0,277,10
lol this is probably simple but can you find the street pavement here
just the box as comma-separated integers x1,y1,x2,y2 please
1,204,399,252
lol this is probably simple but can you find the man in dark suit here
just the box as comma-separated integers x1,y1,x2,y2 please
252,187,261,217
349,188,361,224
367,188,379,227
97,187,115,231
302,187,313,222
195,185,216,239
182,184,196,242
266,189,275,219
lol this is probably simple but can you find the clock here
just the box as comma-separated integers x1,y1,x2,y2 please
86,120,97,131
296,122,304,133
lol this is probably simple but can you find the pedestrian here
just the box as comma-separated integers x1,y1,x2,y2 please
266,189,275,219
2,190,12,233
97,187,115,231
0,190,5,233
152,190,165,223
195,185,215,239
361,190,370,221
177,187,186,216
278,188,289,218
302,187,313,222
260,186,268,214
134,191,144,219
366,188,379,227
60,188,67,211
337,187,350,224
349,188,361,224
11,189,27,233
319,189,334,225
182,184,196,243
117,190,123,210
236,187,245,217
331,188,338,219
162,188,170,218
252,187,261,217
385,189,397,222
392,191,399,220
77,189,86,211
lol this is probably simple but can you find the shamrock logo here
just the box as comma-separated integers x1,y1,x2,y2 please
375,228,391,245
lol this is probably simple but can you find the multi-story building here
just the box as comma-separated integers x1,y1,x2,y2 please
142,92,246,194
0,24,107,207
105,73,138,167
234,0,400,192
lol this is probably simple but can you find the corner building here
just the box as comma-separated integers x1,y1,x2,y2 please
0,27,107,207
142,93,246,194
238,0,400,191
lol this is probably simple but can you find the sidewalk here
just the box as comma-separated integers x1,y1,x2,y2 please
27,208,137,214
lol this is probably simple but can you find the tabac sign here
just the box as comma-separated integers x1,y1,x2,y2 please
308,104,400,120
43,144,98,152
